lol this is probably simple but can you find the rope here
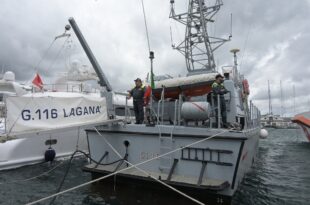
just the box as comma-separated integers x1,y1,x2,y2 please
33,39,56,73
26,128,230,205
49,150,127,205
140,0,151,52
93,127,205,205
46,36,71,72
239,24,252,71
0,161,65,185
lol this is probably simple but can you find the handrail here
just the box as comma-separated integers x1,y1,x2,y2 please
217,94,221,128
178,94,182,126
125,97,129,122
34,83,100,94
174,100,179,125
210,93,214,128
157,100,162,125
161,87,165,125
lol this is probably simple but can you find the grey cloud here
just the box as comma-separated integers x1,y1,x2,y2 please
0,0,310,116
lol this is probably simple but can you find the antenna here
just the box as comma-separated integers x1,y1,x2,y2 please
230,48,240,66
230,13,233,38
170,0,230,74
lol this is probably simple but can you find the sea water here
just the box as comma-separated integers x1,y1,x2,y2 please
0,128,309,205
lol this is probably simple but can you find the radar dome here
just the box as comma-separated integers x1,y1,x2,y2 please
3,71,15,81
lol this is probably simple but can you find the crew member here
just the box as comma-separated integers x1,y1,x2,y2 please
212,74,228,128
128,78,146,124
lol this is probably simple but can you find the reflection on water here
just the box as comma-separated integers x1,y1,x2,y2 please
0,128,309,205
232,128,310,205
84,178,232,205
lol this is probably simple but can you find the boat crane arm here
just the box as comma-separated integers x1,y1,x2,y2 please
68,17,112,92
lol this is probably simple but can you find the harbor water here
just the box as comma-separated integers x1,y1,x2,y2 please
0,128,309,205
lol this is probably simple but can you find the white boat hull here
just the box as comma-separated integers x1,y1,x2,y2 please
0,128,87,170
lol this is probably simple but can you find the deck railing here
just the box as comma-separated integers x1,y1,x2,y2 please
33,83,100,94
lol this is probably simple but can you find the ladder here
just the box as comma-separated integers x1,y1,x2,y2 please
159,128,175,173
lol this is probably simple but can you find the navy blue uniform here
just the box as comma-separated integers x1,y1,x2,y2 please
212,82,228,126
130,85,145,124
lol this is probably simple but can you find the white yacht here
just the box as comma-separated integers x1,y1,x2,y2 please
0,70,131,170
260,114,298,129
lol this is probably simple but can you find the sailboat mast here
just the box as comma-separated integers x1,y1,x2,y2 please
268,80,272,115
280,80,283,116
293,85,296,114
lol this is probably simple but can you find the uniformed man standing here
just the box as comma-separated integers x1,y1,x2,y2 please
212,74,228,128
128,78,146,124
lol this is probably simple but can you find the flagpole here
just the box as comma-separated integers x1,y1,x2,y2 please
149,51,155,89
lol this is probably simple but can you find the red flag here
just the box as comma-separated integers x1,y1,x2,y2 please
32,73,43,89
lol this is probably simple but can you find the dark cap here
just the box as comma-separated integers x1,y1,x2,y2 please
215,74,224,79
134,78,142,82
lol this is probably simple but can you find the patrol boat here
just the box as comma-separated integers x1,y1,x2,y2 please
68,1,262,204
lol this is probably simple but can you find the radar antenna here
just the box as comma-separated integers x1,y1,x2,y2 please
170,0,231,74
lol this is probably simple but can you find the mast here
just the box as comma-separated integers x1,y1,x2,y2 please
169,0,231,74
293,85,296,114
268,80,272,115
280,80,283,116
230,48,240,81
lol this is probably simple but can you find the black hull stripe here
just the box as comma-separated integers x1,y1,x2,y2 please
231,140,244,189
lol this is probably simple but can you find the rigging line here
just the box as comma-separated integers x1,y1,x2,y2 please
239,24,252,71
25,128,230,205
140,0,151,52
33,39,57,73
47,36,71,72
25,36,70,86
93,127,204,205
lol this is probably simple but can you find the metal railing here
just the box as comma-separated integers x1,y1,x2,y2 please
208,92,222,128
248,100,260,128
142,86,261,130
157,87,165,125
33,83,100,94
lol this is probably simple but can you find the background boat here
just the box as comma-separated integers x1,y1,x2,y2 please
292,111,310,142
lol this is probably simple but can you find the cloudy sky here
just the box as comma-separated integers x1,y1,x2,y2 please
0,0,309,116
